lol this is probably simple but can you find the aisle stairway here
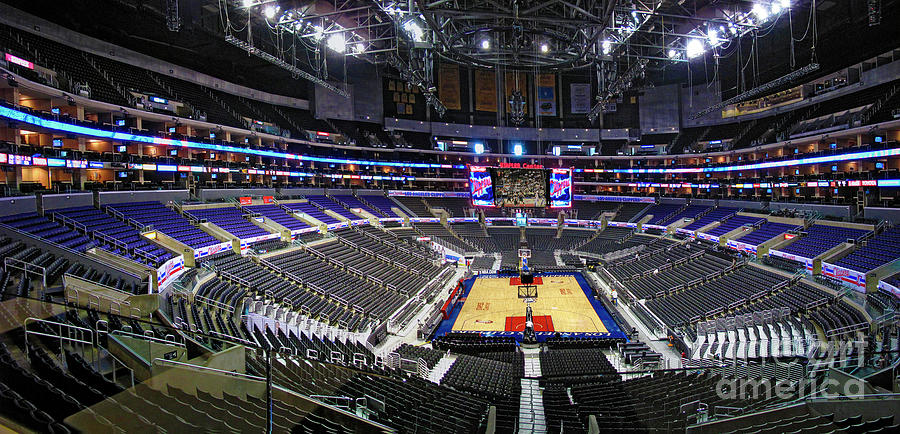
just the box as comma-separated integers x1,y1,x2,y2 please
519,378,547,433
428,354,456,384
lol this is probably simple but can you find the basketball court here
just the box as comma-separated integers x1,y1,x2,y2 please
451,275,610,333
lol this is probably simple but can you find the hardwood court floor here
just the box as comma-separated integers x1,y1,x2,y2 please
451,275,608,333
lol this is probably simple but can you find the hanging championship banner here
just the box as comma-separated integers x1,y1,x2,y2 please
570,83,591,114
439,63,462,111
475,69,497,112
536,73,557,116
504,72,528,115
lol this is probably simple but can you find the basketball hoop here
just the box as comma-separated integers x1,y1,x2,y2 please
518,248,531,259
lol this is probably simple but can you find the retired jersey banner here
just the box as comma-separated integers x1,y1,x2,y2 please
504,72,528,115
570,83,591,114
475,69,497,112
439,63,462,111
536,73,557,116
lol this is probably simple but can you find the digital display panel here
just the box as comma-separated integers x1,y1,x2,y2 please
494,168,548,208
548,168,573,208
468,166,494,207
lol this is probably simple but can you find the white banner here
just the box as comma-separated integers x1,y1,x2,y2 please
570,83,591,114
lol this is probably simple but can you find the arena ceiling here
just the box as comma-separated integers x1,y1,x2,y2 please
2,0,898,107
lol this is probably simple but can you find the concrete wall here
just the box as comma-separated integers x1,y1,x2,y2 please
42,192,93,210
279,187,327,197
198,188,276,202
99,190,189,205
769,202,852,219
356,189,388,196
717,199,765,209
864,207,900,223
0,196,36,217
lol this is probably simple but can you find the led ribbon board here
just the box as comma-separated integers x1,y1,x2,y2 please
469,166,495,207
548,168,573,208
0,105,897,175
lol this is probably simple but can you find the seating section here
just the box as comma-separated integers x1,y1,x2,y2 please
614,203,652,222
681,207,740,231
210,252,371,332
106,201,221,248
242,204,310,232
626,254,734,300
49,206,176,267
358,195,402,217
834,226,900,272
305,196,360,221
267,243,406,323
245,352,492,433
777,224,871,259
0,213,96,252
733,221,800,246
424,197,471,217
331,195,384,217
392,197,431,217
571,200,620,220
540,348,616,377
284,201,341,224
663,205,711,225
641,203,683,225
646,265,789,327
702,215,767,238
0,237,144,297
562,371,792,432
184,206,271,239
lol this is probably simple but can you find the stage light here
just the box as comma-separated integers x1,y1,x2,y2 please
540,43,549,53
686,39,705,58
327,33,346,52
263,5,277,19
781,0,791,8
353,43,365,54
707,28,720,47
512,143,523,156
312,25,325,41
752,3,769,21
668,48,678,58
402,19,425,42
480,38,490,50
473,142,485,154
771,2,783,14
242,0,253,7
601,40,611,55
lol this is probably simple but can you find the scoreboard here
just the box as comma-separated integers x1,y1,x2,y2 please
468,165,572,208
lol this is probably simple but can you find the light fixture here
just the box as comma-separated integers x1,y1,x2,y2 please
312,25,325,41
601,39,611,55
686,39,705,58
540,43,549,53
668,48,678,58
402,19,425,42
353,43,365,54
263,5,278,19
707,28,720,47
480,38,490,50
242,0,253,7
752,3,769,21
512,143,523,156
473,142,485,154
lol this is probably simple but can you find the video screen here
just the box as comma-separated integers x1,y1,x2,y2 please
469,166,494,206
548,168,573,208
494,168,548,208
